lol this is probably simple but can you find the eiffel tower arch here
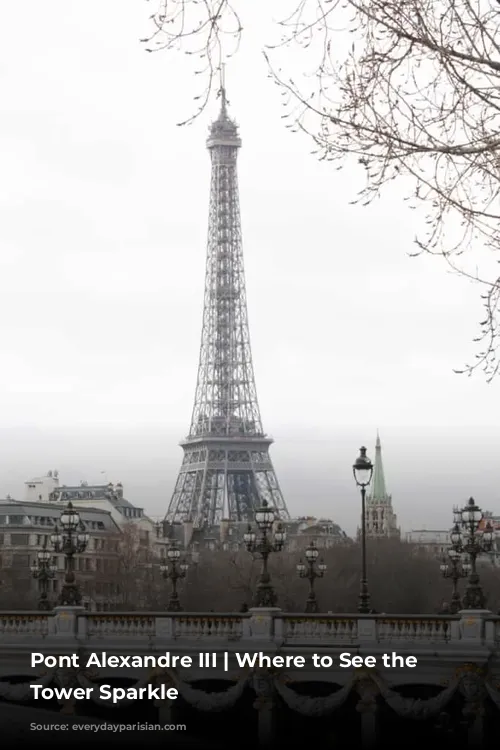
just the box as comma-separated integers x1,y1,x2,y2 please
165,87,290,532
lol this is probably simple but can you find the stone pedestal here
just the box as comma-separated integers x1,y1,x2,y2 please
48,607,84,639
357,618,377,643
245,608,281,641
155,616,174,640
458,610,492,643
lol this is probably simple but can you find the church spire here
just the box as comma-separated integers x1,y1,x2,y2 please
363,431,400,540
371,430,387,501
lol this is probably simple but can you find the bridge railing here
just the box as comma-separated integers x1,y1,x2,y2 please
0,611,51,637
0,608,498,645
81,611,246,640
280,613,460,643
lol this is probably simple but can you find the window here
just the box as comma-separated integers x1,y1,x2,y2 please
11,534,29,546
8,515,25,525
12,554,30,567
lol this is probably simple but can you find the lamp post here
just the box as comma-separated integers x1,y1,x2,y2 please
439,548,470,614
296,541,327,613
451,497,494,610
353,446,374,614
30,541,57,611
160,543,189,612
50,502,89,606
244,499,286,608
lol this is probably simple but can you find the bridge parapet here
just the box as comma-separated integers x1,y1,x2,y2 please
0,608,498,647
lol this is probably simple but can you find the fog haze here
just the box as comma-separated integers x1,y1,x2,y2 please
0,1,497,535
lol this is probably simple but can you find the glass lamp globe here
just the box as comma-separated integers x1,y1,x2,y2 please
167,546,181,561
318,561,327,573
296,561,306,573
305,543,319,561
255,501,275,529
60,502,80,530
482,522,494,545
450,524,462,546
447,547,459,560
352,447,373,487
77,528,89,546
462,497,482,525
38,548,51,564
243,526,255,545
274,525,286,545
50,527,63,548
180,562,189,573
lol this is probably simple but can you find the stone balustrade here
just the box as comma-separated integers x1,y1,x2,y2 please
0,608,498,647
0,611,50,637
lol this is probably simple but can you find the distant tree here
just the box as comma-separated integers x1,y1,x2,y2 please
143,0,500,380
86,524,163,611
180,539,490,614
0,554,35,609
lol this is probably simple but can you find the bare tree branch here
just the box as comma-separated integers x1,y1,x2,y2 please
144,0,500,379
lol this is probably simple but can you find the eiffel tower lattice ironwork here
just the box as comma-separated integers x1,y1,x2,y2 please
165,85,290,530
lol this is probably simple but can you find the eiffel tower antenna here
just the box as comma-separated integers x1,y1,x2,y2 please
220,63,226,97
165,83,290,531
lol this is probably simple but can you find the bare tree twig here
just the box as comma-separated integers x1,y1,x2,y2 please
144,0,500,379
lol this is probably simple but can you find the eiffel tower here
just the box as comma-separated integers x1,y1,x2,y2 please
165,82,290,531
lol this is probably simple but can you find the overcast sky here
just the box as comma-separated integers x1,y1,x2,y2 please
0,1,497,536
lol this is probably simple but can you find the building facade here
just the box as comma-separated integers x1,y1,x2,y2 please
404,529,451,556
0,496,121,609
0,473,171,610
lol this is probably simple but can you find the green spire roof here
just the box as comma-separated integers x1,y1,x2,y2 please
370,431,388,501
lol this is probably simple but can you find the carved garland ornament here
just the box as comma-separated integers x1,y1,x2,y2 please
0,661,499,717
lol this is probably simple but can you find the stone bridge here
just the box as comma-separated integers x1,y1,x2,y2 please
1,607,500,746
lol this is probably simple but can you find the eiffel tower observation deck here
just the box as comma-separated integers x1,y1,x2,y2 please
165,84,290,531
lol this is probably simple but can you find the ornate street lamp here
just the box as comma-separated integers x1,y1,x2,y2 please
439,548,470,614
353,446,374,614
296,541,327,613
451,497,494,610
31,541,57,611
244,499,286,608
50,502,89,606
160,542,189,612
